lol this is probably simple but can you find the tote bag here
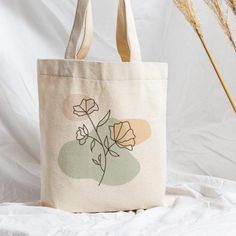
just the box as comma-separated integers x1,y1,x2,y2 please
38,0,168,213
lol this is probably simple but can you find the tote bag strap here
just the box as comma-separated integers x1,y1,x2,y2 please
116,0,141,62
65,0,141,62
65,0,93,60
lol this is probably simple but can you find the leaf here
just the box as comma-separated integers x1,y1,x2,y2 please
90,139,96,152
109,149,119,157
98,154,101,162
92,159,99,165
97,110,111,127
104,136,109,149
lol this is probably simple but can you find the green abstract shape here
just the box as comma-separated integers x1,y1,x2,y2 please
58,118,140,186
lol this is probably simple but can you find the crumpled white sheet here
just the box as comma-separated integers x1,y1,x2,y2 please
1,172,236,236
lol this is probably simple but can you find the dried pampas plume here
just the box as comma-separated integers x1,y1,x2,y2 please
204,0,236,52
226,0,236,16
173,0,203,36
173,0,236,113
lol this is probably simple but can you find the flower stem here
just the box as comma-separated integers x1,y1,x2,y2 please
88,135,100,145
105,142,116,156
98,159,106,186
98,142,116,186
87,115,103,147
86,113,108,186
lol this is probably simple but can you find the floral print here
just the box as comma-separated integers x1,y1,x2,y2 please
73,98,99,117
109,122,136,151
73,98,136,186
76,125,89,145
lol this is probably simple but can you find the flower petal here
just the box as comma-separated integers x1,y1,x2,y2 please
80,127,86,136
79,135,88,145
110,121,136,151
116,143,133,151
73,105,87,117
76,129,82,139
76,130,81,140
125,145,133,151
109,125,115,140
116,122,131,140
79,99,87,111
113,122,123,140
83,124,89,135
119,138,135,147
86,99,99,114
118,129,136,143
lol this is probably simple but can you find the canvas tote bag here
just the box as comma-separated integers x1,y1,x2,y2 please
38,0,168,212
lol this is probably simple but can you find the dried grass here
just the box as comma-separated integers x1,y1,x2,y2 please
205,0,236,52
226,0,236,16
173,0,203,36
173,0,236,113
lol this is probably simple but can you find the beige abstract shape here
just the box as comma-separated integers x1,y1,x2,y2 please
122,119,151,145
63,94,89,121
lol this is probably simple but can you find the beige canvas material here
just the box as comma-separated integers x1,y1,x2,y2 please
65,0,141,62
38,0,168,213
116,0,142,61
65,0,93,59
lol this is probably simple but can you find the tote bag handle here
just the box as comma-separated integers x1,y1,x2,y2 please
65,0,142,62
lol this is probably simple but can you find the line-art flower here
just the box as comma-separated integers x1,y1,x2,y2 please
73,98,136,186
109,122,136,151
76,125,88,145
73,98,99,117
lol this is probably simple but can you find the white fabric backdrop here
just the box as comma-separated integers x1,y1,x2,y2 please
0,0,235,202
